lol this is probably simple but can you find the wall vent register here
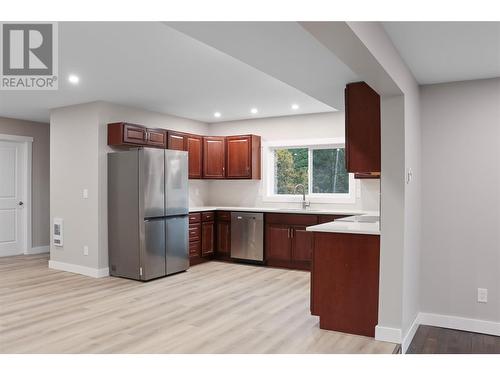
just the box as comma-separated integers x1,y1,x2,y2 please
53,218,64,247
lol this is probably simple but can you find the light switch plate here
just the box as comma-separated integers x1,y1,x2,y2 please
406,168,413,184
477,288,488,303
83,189,89,199
83,245,89,256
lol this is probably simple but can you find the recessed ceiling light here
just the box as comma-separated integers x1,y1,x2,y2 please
250,108,258,114
68,74,80,84
214,112,221,118
291,104,299,110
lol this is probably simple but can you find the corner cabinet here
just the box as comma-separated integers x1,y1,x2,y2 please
345,82,381,174
226,135,261,179
203,136,226,179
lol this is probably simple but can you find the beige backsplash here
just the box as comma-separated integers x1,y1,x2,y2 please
189,178,380,212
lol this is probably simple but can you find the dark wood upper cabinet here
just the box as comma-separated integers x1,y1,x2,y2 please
187,134,203,179
108,123,260,180
166,131,203,179
345,82,381,173
167,131,186,151
108,123,166,148
203,136,226,179
225,135,261,179
146,128,167,148
108,122,147,146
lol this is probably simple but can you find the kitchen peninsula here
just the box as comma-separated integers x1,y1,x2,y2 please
307,215,380,337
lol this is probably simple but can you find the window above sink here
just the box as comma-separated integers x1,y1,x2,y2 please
262,138,356,204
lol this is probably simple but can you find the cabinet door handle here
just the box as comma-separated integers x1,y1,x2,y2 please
291,228,294,238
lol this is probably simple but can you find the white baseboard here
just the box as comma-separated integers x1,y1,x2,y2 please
375,325,401,343
0,248,24,257
402,314,421,353
49,260,109,278
25,246,49,255
419,312,500,337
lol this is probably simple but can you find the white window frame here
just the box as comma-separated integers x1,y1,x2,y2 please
262,138,356,204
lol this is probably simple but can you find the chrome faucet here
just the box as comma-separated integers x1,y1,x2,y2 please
294,184,310,210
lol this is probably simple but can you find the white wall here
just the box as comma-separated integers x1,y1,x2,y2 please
378,95,405,335
207,112,380,212
50,103,101,270
421,78,500,325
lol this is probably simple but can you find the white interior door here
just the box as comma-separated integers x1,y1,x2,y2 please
0,140,25,256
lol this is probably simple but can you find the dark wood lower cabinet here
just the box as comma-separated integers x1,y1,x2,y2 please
188,211,351,270
201,221,214,256
216,221,231,255
189,212,214,266
265,214,319,270
311,232,380,337
265,223,292,267
290,226,314,269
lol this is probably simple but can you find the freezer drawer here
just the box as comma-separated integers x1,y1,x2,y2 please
166,215,189,275
231,212,264,262
141,218,166,280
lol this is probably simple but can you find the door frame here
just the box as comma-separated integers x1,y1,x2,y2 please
0,133,33,255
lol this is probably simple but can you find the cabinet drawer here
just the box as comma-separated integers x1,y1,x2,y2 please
189,223,201,242
189,240,201,257
265,213,318,226
189,212,201,224
201,211,215,222
216,211,231,221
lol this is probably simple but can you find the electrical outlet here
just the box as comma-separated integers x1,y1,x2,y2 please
83,245,89,256
477,288,488,303
83,189,89,199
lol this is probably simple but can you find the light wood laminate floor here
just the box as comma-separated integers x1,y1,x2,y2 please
0,254,396,354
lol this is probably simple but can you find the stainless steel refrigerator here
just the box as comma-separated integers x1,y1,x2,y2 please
108,148,189,280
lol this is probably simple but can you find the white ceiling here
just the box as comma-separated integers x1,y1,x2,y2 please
167,22,358,111
383,22,500,85
0,22,335,124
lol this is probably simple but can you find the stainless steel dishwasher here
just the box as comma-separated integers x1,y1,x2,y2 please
231,212,264,262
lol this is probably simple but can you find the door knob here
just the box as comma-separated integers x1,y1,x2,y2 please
18,201,24,206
